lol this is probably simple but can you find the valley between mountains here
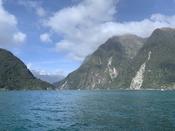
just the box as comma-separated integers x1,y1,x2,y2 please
1,27,175,90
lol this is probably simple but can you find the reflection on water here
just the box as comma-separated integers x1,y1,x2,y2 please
0,90,175,130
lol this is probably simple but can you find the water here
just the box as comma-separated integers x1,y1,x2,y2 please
0,90,175,131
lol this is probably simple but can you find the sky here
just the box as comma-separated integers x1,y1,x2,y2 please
1,0,175,77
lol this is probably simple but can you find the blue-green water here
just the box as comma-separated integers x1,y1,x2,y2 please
0,90,175,131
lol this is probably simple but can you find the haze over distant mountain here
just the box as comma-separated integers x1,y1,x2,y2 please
56,27,175,90
0,49,54,90
32,70,64,84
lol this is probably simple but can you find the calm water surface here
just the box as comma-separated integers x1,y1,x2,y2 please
0,90,175,131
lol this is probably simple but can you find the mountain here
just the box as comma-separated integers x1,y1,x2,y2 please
57,27,175,90
56,34,145,89
0,48,54,90
32,70,64,84
129,28,175,89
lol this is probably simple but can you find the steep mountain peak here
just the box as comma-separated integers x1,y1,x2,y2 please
159,27,175,31
151,27,175,36
0,48,54,90
147,27,175,47
57,27,175,90
99,34,144,59
103,34,143,44
118,34,145,58
0,48,14,56
118,34,142,39
56,34,145,89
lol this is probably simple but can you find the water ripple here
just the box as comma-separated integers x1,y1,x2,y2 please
0,90,175,130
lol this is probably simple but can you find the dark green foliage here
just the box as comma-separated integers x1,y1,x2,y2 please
57,28,175,90
0,48,54,90
57,35,144,89
128,28,175,89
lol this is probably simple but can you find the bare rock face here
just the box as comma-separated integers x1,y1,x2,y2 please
56,27,175,90
56,34,144,90
129,28,175,89
130,51,151,90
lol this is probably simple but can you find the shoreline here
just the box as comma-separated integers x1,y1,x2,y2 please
0,87,175,92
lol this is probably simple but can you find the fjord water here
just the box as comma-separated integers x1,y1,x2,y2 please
0,90,175,130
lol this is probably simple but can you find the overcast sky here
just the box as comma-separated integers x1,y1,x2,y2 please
1,0,175,76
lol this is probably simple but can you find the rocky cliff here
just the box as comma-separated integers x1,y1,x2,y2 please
57,27,175,90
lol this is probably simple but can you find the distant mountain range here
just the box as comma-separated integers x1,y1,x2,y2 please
1,27,175,90
32,70,64,84
56,27,175,90
0,49,54,90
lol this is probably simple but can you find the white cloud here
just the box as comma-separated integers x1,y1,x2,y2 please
13,32,26,43
0,0,26,46
18,0,46,17
26,61,67,75
32,69,64,83
36,7,46,17
32,69,64,76
40,33,52,43
27,62,65,83
45,0,175,61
